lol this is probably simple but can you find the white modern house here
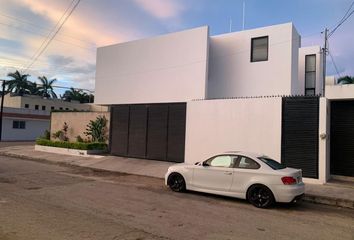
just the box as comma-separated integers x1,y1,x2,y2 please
95,22,353,183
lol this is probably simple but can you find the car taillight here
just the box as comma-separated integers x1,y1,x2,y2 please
281,176,297,185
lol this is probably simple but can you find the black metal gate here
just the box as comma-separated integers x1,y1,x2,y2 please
110,103,186,163
330,101,354,177
281,97,319,178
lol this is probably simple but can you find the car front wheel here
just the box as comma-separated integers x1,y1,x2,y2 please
247,184,275,208
167,173,186,192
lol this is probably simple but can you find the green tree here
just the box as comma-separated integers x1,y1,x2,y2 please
337,76,354,84
27,81,40,95
38,76,57,98
5,70,31,96
62,87,93,103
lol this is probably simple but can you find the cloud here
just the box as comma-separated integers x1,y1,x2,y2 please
47,55,74,66
133,0,184,19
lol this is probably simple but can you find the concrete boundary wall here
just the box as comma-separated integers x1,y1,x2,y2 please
50,112,110,142
185,97,282,164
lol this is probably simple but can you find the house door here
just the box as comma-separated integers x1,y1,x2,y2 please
330,101,354,177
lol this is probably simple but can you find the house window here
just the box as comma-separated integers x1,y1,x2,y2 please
305,54,316,96
65,108,69,111
35,105,39,110
51,106,55,110
24,104,29,108
42,106,46,111
13,120,26,129
251,36,268,62
59,107,63,110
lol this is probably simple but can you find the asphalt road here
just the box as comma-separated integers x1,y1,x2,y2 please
0,156,353,240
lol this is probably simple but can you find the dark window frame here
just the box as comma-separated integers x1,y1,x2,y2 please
251,36,269,62
234,155,261,170
35,105,39,110
305,54,316,96
24,104,29,108
13,120,26,129
42,106,46,111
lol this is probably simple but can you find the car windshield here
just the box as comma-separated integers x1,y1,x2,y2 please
258,157,286,170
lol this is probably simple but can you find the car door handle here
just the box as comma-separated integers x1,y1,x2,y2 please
224,172,232,175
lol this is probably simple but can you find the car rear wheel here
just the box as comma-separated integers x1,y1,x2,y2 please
247,184,275,208
168,173,186,192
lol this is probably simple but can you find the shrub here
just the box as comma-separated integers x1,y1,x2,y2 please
36,139,108,151
41,130,50,140
84,115,107,142
51,122,69,141
76,135,84,143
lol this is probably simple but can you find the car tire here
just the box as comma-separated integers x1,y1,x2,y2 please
167,173,186,192
247,184,275,208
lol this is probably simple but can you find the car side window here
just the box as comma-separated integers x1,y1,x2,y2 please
206,155,233,168
235,156,260,169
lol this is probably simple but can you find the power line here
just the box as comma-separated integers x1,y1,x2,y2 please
0,11,96,46
0,22,94,51
328,1,354,38
328,50,342,79
24,0,82,72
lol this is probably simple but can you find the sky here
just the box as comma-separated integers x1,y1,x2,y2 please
0,0,353,95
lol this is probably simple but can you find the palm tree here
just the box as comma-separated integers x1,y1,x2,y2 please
37,76,57,98
27,81,40,95
337,76,354,84
5,70,31,96
61,87,93,103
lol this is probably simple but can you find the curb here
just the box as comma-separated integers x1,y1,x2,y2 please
303,194,354,209
1,151,353,210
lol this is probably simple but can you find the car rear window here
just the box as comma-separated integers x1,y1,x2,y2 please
258,157,286,170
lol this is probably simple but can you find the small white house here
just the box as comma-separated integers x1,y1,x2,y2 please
94,22,354,184
1,107,50,141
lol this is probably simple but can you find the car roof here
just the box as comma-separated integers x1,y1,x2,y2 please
223,151,266,159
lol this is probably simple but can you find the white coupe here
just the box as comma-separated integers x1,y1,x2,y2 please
165,151,305,208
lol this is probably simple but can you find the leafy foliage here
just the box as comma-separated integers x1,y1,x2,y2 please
337,76,354,84
52,122,69,141
36,138,107,150
38,76,58,98
61,87,94,103
84,116,107,142
5,70,31,96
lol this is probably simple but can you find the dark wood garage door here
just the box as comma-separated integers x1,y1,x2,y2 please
281,97,319,179
110,103,186,163
330,101,354,177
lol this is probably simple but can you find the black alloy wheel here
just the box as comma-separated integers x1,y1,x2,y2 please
247,184,275,208
168,173,186,192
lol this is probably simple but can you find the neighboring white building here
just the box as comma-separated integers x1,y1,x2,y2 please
1,93,92,111
94,22,354,183
1,107,50,141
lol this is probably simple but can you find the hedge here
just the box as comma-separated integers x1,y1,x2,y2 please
36,138,108,151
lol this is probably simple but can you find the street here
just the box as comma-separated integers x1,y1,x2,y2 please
0,156,353,240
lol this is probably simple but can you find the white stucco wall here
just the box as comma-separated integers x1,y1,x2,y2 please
185,97,282,164
207,23,300,99
298,46,323,95
95,26,209,105
325,84,354,99
2,118,50,141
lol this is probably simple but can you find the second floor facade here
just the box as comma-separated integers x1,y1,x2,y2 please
95,23,323,105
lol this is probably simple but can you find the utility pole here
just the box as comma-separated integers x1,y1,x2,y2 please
322,28,328,97
0,80,6,142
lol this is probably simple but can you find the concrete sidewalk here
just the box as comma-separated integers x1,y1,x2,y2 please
0,145,353,209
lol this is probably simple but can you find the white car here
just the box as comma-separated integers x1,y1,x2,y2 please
165,151,305,208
